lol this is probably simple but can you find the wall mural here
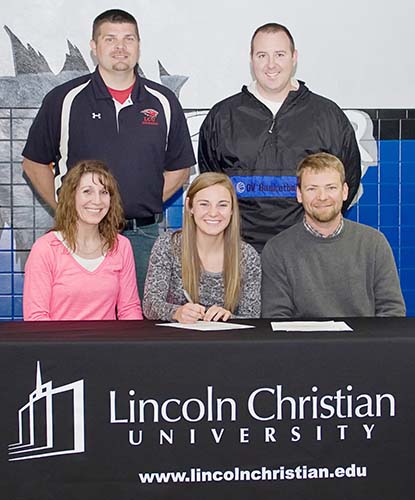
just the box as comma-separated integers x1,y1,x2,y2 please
0,25,192,106
0,26,377,274
0,26,202,269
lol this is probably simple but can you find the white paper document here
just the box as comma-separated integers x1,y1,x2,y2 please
157,321,255,331
271,321,353,332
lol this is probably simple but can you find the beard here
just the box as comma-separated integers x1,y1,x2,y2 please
112,61,130,71
308,205,340,223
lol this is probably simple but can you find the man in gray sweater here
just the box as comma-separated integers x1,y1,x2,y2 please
261,153,406,318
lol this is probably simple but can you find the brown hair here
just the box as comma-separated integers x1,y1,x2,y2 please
174,172,241,313
296,152,346,186
250,22,295,55
92,9,139,41
54,160,125,252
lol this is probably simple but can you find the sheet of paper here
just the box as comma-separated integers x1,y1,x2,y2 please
157,321,255,331
271,321,353,332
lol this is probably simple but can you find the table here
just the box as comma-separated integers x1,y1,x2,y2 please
0,318,414,499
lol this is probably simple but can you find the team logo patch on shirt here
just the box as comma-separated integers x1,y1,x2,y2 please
230,175,297,198
140,109,159,125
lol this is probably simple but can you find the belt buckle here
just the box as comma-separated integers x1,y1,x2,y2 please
125,218,137,230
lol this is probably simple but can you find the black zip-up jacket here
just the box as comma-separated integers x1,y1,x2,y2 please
198,82,361,251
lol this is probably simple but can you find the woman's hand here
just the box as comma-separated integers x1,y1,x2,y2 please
173,303,206,323
204,305,232,322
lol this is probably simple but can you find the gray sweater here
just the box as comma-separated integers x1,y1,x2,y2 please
143,232,261,320
261,219,406,318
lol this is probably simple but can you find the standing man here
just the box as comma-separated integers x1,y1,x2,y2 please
261,153,405,318
198,23,361,252
22,9,195,298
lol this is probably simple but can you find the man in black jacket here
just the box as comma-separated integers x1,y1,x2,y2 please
198,22,361,252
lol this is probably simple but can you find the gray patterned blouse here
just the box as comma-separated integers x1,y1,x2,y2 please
143,231,261,321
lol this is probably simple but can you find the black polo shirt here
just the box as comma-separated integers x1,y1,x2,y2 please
23,68,195,218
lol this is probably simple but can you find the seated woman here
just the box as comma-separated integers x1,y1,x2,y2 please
143,172,261,322
23,160,143,320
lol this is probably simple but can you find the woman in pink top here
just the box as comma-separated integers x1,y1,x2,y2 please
23,160,143,320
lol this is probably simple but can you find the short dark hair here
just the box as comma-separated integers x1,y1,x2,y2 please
250,23,295,55
92,9,139,41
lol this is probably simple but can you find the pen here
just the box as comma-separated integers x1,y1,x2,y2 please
183,290,206,319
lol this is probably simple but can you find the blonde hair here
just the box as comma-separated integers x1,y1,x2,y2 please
174,172,242,313
54,160,125,252
297,152,346,186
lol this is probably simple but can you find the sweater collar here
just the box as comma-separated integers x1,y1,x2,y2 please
303,216,344,239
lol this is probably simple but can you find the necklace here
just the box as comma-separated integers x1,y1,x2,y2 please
75,239,103,257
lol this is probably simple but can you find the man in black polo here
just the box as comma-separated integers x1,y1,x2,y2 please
22,9,195,298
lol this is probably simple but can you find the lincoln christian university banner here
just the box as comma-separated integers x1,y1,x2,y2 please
0,319,414,499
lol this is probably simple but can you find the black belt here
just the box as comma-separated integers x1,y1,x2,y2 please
124,215,162,230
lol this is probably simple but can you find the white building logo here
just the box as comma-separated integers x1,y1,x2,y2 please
8,361,85,461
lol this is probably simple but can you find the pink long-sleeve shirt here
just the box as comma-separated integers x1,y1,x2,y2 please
23,232,143,321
